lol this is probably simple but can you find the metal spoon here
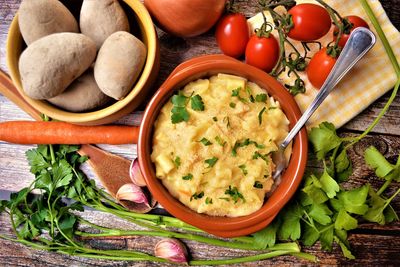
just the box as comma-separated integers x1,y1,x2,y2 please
273,27,376,179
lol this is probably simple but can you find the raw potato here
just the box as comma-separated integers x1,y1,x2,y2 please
48,69,112,112
95,31,147,100
19,33,97,100
18,0,79,45
80,0,130,50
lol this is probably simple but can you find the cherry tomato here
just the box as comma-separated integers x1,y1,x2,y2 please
334,15,369,47
307,48,337,89
216,13,249,58
245,34,279,72
288,4,331,41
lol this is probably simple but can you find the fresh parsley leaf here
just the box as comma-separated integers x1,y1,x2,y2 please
302,224,320,246
190,192,204,201
205,157,218,168
174,156,181,168
229,102,236,108
252,151,269,164
334,236,355,260
258,107,266,125
319,225,334,251
335,148,352,182
330,185,369,215
26,149,50,174
199,137,212,146
278,203,302,240
191,94,205,111
238,164,248,175
302,175,329,204
363,187,400,225
171,106,190,124
182,173,193,181
246,86,255,103
253,181,263,189
252,220,280,249
335,209,358,230
309,122,342,160
320,169,340,198
171,94,187,107
205,197,213,205
308,202,332,225
225,186,245,203
364,146,394,178
255,93,267,103
232,139,265,156
231,87,247,102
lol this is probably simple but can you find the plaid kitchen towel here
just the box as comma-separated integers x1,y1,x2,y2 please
248,0,400,129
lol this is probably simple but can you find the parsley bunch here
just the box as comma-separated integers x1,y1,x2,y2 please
251,123,399,259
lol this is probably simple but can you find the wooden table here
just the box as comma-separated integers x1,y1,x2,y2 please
1,0,399,266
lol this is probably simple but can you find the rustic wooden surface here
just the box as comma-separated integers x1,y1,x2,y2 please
1,0,400,266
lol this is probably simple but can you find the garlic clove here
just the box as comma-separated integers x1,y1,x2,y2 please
116,183,149,207
130,158,147,187
154,238,189,264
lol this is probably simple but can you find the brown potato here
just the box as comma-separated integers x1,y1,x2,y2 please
19,33,97,100
94,31,146,100
48,69,112,112
80,0,130,50
18,0,79,45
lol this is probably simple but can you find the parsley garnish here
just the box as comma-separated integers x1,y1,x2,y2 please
205,197,213,205
258,107,266,125
246,86,255,103
182,173,193,180
223,116,231,129
239,164,248,175
213,116,218,122
174,156,181,168
170,92,205,123
191,94,205,111
252,151,270,163
205,157,218,168
190,191,204,201
215,136,226,147
224,186,245,203
231,87,247,102
253,181,263,189
232,139,266,156
199,137,212,146
229,102,236,108
255,93,268,103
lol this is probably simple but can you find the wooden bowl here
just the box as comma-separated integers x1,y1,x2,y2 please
6,0,159,125
138,55,308,237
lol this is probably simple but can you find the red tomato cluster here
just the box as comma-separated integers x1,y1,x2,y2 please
215,3,369,90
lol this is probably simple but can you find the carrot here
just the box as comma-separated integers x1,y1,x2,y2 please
0,121,139,145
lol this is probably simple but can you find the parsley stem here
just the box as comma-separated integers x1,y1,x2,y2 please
377,177,394,196
189,250,295,265
383,187,400,209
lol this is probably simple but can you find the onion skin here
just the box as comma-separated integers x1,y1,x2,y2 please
144,0,225,37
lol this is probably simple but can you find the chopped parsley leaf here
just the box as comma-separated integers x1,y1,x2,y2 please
239,164,248,175
199,137,212,146
269,106,277,110
254,181,263,189
225,186,245,203
232,139,266,156
205,197,213,205
171,93,187,107
229,102,236,108
190,191,204,201
258,107,266,125
253,151,269,164
246,86,255,103
255,94,268,103
205,157,218,168
174,156,181,168
219,197,230,202
182,173,193,180
231,87,247,102
215,136,226,147
171,93,189,124
191,94,205,111
213,117,218,122
223,116,231,129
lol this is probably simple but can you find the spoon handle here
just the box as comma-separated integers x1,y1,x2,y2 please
281,27,376,149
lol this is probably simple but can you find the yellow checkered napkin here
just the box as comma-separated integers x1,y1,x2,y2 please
248,0,400,129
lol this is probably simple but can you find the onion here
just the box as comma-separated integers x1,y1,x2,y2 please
144,0,226,38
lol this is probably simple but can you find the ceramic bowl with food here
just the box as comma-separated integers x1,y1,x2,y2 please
138,55,308,237
6,0,159,125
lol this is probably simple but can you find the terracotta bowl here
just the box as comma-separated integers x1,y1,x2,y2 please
6,0,159,125
138,55,308,237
